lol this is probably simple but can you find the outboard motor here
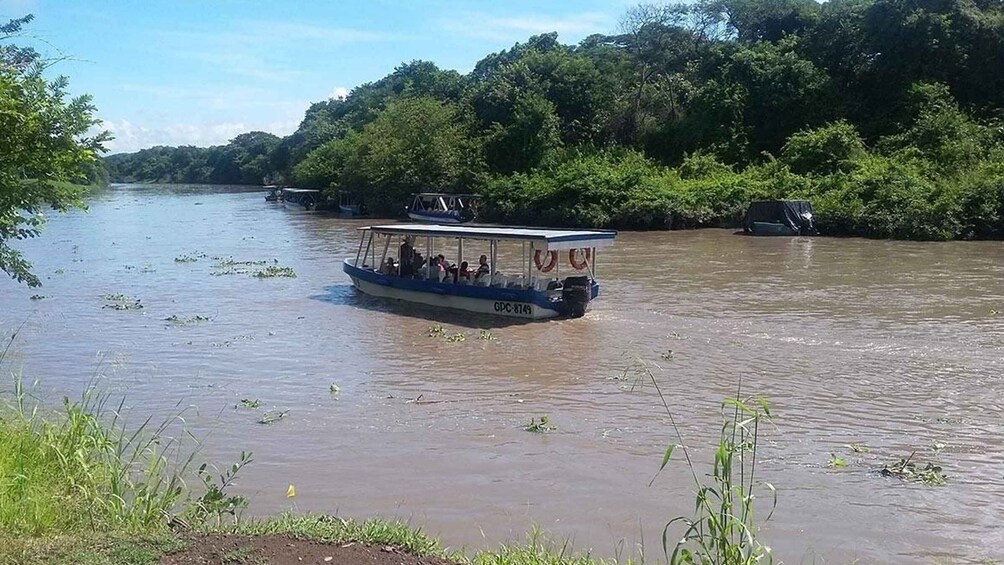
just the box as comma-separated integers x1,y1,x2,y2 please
560,276,591,318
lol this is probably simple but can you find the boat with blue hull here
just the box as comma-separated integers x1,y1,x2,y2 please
343,224,616,320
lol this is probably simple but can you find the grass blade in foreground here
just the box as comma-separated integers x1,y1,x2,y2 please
646,369,775,565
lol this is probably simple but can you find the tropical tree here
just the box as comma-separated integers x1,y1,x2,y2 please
0,15,109,286
304,97,484,213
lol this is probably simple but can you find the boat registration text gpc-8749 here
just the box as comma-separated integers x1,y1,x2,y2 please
342,224,616,320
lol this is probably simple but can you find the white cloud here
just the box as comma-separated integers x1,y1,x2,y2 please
158,21,396,83
247,22,396,44
330,86,349,100
441,11,613,42
100,118,300,154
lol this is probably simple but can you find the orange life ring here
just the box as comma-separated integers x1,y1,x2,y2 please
568,248,591,270
533,250,558,272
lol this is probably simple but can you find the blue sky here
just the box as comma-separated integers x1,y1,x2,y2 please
1,0,631,153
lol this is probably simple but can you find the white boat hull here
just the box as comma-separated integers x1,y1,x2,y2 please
348,275,563,320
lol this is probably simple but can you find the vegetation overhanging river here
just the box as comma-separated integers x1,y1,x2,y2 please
2,184,1003,563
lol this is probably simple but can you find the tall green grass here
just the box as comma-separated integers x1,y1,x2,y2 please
0,376,191,536
646,367,775,565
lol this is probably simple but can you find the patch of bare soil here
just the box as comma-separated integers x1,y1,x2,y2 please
160,533,458,565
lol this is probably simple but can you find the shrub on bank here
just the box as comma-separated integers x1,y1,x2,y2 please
480,122,1004,240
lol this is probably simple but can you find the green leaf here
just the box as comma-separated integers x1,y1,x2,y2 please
659,443,677,471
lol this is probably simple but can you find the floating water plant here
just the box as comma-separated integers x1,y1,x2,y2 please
828,454,848,468
257,410,288,425
880,452,947,486
212,257,269,276
29,294,46,300
102,294,143,310
427,325,446,337
660,350,674,360
253,265,296,279
329,383,340,394
478,329,496,341
165,315,211,325
524,416,556,433
847,443,869,454
446,332,466,343
174,254,199,263
236,398,262,409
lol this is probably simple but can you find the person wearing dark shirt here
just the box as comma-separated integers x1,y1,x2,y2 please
474,254,490,280
399,237,415,277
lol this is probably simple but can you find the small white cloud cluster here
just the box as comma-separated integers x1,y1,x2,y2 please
330,86,349,100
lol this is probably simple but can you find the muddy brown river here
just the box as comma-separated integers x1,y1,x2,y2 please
2,184,1003,563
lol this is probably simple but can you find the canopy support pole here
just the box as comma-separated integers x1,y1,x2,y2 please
528,242,534,285
379,235,391,270
354,232,366,267
361,232,373,268
490,240,497,278
522,242,527,283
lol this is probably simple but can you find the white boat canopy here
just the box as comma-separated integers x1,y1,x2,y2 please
360,224,616,251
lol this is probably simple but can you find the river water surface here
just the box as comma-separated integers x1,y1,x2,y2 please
2,184,1003,563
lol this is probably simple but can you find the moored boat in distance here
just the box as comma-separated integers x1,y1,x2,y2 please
264,185,281,202
343,224,616,320
742,200,817,236
406,193,478,223
337,192,366,216
280,188,322,210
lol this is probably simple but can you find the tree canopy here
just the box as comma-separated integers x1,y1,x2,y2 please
1,15,109,286
105,0,1004,240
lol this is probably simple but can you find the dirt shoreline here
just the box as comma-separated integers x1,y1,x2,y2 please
161,533,457,565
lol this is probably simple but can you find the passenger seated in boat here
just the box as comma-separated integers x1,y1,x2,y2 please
438,254,455,275
379,257,397,275
438,254,458,281
474,255,491,280
427,256,446,282
455,261,471,283
408,252,425,279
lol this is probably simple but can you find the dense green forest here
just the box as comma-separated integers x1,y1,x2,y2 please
105,0,1004,240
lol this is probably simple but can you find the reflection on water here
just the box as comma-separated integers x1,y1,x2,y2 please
2,184,1004,563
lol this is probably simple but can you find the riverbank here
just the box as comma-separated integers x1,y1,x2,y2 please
0,361,774,565
0,377,613,565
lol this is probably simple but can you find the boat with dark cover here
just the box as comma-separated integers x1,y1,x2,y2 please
742,200,817,236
